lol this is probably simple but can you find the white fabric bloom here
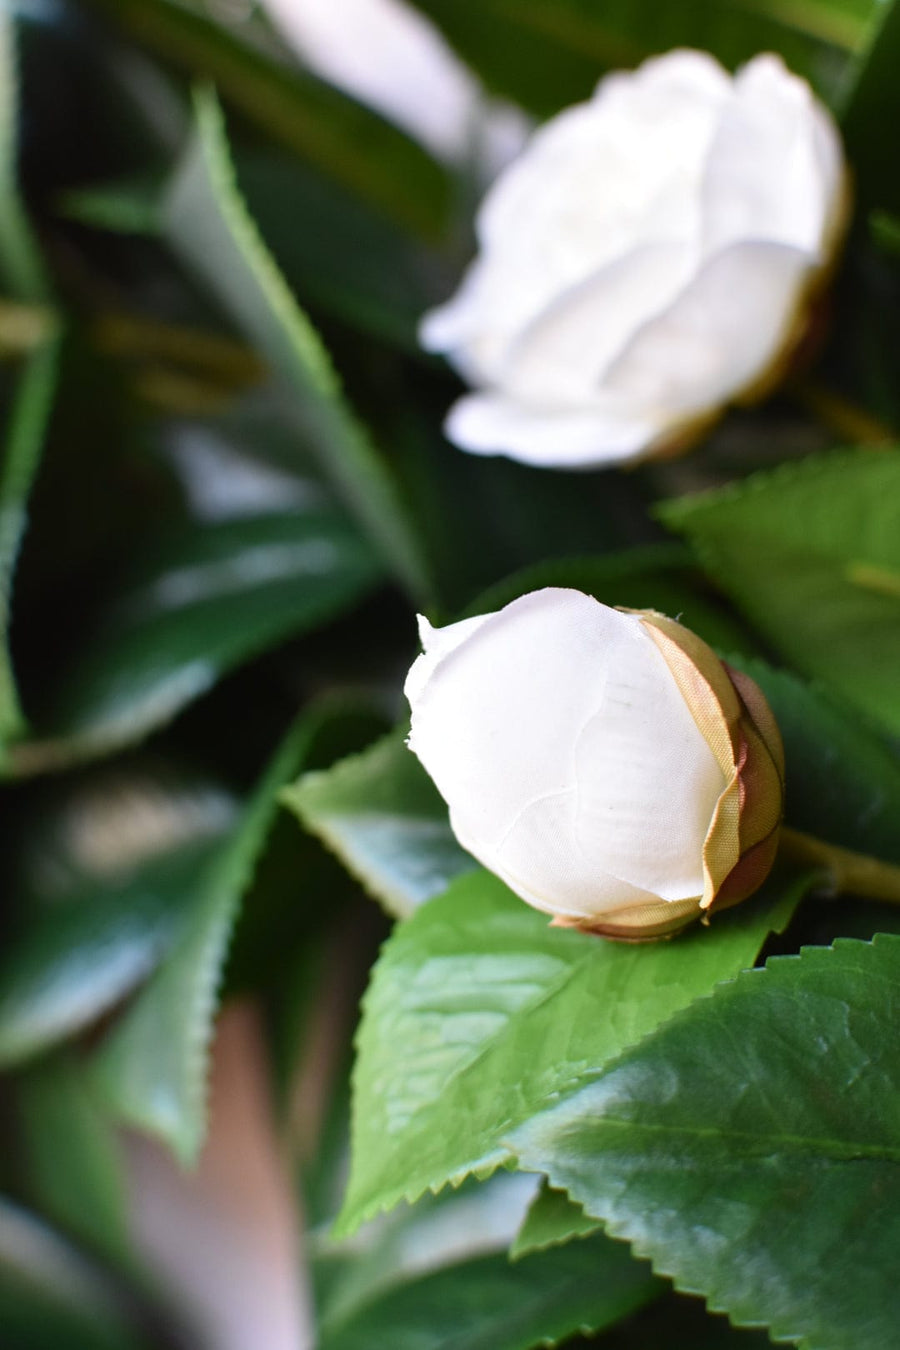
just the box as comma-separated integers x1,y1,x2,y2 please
421,50,849,468
260,0,528,171
405,589,784,939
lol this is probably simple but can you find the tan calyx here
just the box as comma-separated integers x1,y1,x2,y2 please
638,612,785,920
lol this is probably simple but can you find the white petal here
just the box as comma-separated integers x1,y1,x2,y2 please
604,240,812,416
444,391,671,468
404,611,494,712
260,0,478,162
405,589,727,919
701,53,844,259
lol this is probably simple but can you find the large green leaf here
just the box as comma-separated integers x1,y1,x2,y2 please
0,765,235,1068
90,713,317,1163
407,0,876,116
510,1181,601,1259
510,935,900,1350
317,1173,659,1350
660,449,900,735
162,88,429,601
336,866,809,1235
730,657,900,865
282,729,475,919
86,0,449,238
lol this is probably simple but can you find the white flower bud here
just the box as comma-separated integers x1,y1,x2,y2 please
404,589,784,939
421,50,849,468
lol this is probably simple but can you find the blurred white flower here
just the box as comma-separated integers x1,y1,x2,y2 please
260,0,528,170
405,589,784,939
421,50,849,469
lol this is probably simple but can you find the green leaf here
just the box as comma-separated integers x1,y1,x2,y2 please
10,508,381,773
0,9,50,301
317,1173,659,1350
320,1235,657,1350
336,865,809,1236
17,1057,131,1268
510,1181,601,1259
90,713,319,1163
839,0,900,213
162,87,429,601
0,337,59,753
407,0,876,116
660,449,900,736
510,935,900,1350
730,657,900,865
0,1199,146,1350
282,729,475,919
87,0,449,238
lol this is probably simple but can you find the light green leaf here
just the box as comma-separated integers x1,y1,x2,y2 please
511,935,900,1350
660,449,900,735
162,87,429,601
282,729,474,919
407,0,876,116
10,507,381,774
90,713,318,1163
510,1181,601,1259
336,866,809,1236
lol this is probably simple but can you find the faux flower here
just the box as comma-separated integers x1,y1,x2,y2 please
260,0,528,171
404,589,784,939
421,50,849,468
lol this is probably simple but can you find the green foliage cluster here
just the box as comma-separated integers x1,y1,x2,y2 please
3,2,900,1347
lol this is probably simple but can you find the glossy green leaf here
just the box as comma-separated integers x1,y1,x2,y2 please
162,88,429,601
730,657,900,865
510,935,900,1350
407,0,875,116
660,449,900,735
318,1172,658,1350
336,866,809,1236
510,1181,601,1259
320,1235,657,1350
282,729,474,918
91,713,318,1163
87,0,449,238
10,508,381,773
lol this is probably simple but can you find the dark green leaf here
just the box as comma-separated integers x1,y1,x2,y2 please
407,0,875,116
0,9,50,300
511,935,900,1350
0,766,235,1068
90,714,314,1162
11,508,381,773
282,729,474,918
86,0,449,237
336,866,808,1235
162,88,430,601
660,449,900,735
839,0,900,212
730,656,900,865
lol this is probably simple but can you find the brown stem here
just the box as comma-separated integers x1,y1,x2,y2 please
779,826,900,904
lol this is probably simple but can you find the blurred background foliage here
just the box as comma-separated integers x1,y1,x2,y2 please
2,1,900,1347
